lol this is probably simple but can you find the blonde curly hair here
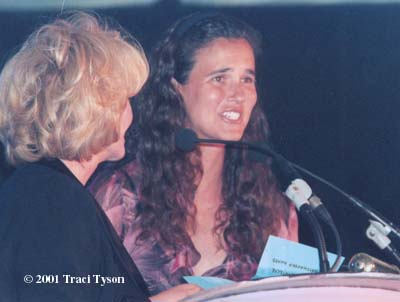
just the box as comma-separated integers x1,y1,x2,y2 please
0,11,148,165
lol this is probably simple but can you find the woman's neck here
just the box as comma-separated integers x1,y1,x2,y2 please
195,144,225,208
61,155,102,185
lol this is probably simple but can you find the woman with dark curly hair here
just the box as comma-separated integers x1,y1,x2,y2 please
89,12,298,295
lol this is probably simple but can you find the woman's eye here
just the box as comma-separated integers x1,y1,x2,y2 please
212,75,224,83
242,76,255,84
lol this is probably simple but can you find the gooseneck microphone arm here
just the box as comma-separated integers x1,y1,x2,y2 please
175,128,331,273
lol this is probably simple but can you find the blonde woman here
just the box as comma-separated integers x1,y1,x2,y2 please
0,12,198,302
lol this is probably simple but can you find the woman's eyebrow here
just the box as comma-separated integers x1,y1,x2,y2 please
206,67,256,77
206,68,231,77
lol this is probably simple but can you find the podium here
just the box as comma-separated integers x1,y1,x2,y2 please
181,273,400,302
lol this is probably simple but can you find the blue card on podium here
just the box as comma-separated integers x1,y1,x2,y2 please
253,235,345,279
184,236,345,289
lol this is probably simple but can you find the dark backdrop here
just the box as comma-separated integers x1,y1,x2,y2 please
1,1,399,265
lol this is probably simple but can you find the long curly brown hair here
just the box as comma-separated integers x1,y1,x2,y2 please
133,13,291,260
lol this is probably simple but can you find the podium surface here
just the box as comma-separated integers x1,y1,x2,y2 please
181,272,400,302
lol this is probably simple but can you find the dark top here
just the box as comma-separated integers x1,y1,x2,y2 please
0,160,150,302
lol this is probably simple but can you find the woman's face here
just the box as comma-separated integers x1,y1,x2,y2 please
176,38,257,141
104,101,133,161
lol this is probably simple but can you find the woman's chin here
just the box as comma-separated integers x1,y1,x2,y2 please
220,130,246,142
104,148,126,162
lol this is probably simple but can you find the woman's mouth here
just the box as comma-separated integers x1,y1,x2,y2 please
221,111,241,121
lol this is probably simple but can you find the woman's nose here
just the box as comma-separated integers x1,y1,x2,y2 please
227,82,245,103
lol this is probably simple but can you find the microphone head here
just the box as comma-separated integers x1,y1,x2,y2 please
175,128,198,152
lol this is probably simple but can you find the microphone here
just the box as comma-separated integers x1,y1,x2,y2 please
348,252,400,274
175,128,400,271
175,128,331,272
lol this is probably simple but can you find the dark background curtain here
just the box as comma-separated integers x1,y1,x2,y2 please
1,1,399,265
